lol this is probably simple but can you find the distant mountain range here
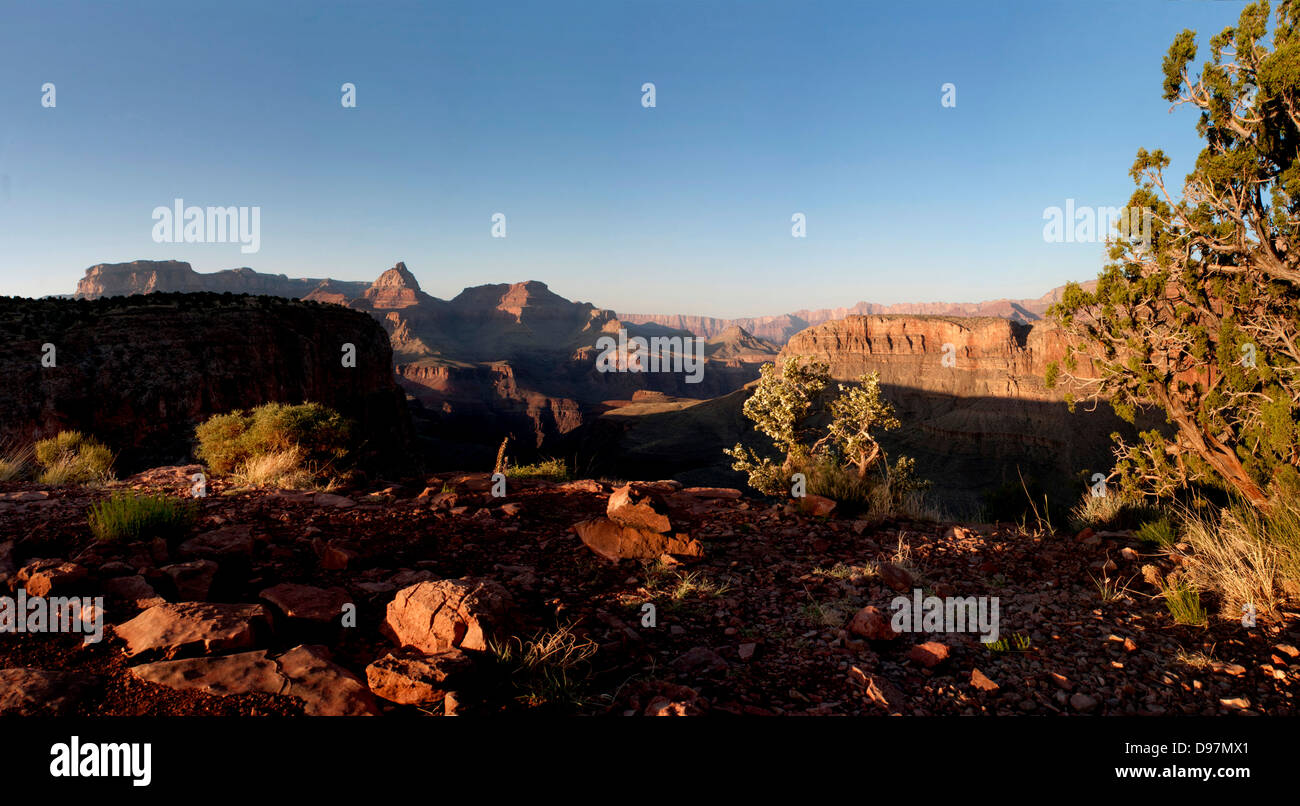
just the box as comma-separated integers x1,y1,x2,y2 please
72,259,1092,345
619,284,1092,344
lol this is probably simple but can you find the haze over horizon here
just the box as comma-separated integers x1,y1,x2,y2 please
0,0,1242,317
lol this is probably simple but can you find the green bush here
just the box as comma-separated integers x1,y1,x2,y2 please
504,458,570,481
195,402,354,480
89,492,197,542
33,431,114,485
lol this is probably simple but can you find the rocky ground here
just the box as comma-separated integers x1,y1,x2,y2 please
0,467,1296,717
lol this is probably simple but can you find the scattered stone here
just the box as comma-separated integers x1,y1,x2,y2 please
797,494,836,517
877,563,914,593
970,668,998,691
1220,696,1251,711
847,606,899,641
908,641,950,668
382,578,513,654
848,665,905,712
738,642,757,661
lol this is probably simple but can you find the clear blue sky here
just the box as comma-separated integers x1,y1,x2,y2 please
0,0,1249,317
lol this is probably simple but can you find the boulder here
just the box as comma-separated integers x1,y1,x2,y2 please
606,484,672,533
572,517,703,562
382,578,513,654
365,650,475,705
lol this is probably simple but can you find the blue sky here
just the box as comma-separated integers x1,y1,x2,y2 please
0,0,1251,317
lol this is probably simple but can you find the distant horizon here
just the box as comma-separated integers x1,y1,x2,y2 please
57,256,1088,321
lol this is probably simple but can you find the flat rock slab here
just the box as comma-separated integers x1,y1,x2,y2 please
0,490,50,502
0,668,89,716
114,602,270,658
259,583,353,623
313,493,356,509
365,650,474,705
277,645,379,716
180,525,254,558
130,645,379,716
382,578,513,654
130,650,286,698
573,517,703,562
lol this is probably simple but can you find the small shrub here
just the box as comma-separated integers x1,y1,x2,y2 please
33,431,114,485
88,492,197,542
1160,577,1208,627
195,402,353,487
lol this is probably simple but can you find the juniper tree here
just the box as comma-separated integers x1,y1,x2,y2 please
725,356,906,495
1049,0,1300,510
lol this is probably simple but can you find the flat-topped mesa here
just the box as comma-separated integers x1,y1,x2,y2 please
74,260,369,301
778,314,1085,400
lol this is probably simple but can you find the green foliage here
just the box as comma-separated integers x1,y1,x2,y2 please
726,357,925,510
1135,516,1179,548
503,458,571,481
1049,1,1300,512
1160,577,1208,627
33,431,114,485
195,402,353,479
88,492,197,542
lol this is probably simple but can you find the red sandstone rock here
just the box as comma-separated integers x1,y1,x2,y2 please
572,517,703,562
606,484,672,533
382,578,513,654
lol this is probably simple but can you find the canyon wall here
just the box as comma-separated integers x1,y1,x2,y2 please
0,293,413,473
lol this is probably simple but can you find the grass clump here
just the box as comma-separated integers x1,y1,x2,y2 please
489,623,598,710
34,431,114,485
1134,516,1178,548
1159,576,1208,627
88,491,197,542
195,402,353,488
0,441,34,481
1175,501,1300,617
